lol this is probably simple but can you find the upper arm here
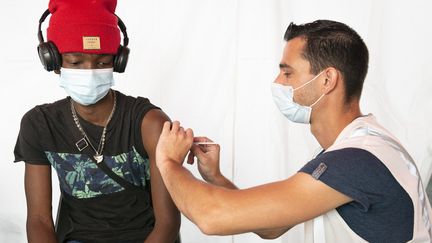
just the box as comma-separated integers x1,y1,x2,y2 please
141,109,170,158
200,172,352,235
141,109,180,227
25,163,53,219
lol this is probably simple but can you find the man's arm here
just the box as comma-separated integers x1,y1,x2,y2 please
156,121,352,236
141,110,180,243
189,139,290,239
200,173,290,239
25,163,57,243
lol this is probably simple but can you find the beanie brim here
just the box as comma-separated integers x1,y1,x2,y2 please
47,23,120,54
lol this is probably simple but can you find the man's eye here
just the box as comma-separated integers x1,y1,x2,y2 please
284,72,291,77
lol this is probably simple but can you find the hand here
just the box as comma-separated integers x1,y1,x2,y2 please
156,121,194,168
187,137,222,183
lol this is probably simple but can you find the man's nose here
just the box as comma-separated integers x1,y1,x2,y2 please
273,73,282,84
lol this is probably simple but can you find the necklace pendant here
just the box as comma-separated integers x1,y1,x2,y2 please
75,138,88,151
94,154,104,163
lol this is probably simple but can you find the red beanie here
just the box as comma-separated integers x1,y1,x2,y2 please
47,0,120,54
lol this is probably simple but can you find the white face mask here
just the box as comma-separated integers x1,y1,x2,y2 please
59,68,115,106
271,70,325,124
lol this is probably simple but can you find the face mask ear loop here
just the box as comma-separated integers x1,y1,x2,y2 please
293,70,326,92
310,93,326,108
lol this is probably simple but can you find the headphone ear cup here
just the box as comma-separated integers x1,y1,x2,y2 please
113,45,130,73
37,41,61,72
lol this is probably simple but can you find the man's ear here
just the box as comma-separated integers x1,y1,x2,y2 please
323,67,339,94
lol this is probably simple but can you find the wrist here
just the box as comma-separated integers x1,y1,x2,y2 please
204,172,237,189
205,173,227,186
158,158,180,174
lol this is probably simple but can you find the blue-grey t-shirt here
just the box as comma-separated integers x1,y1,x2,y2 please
299,148,414,243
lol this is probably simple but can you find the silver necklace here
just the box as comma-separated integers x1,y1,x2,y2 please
71,91,117,163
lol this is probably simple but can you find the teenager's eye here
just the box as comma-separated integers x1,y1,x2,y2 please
65,59,80,65
98,59,113,66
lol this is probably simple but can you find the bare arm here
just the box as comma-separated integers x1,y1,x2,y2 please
156,121,352,236
200,173,290,239
141,110,180,243
188,138,289,238
25,163,57,243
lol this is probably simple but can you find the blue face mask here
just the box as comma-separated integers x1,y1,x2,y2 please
59,68,114,106
271,70,325,124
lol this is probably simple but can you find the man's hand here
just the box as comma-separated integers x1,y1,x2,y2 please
187,137,222,184
156,121,194,168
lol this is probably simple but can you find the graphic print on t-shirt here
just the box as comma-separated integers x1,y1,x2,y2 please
45,146,150,199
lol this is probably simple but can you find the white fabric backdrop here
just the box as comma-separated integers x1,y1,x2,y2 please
1,0,431,242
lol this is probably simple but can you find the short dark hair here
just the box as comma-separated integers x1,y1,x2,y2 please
284,20,369,103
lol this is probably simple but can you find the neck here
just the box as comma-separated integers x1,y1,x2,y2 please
73,90,115,127
310,100,362,149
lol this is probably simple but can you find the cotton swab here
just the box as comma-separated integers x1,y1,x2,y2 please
193,142,217,145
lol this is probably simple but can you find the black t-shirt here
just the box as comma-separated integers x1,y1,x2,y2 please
300,148,414,243
14,90,160,242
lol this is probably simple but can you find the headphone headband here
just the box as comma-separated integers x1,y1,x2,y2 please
38,9,51,44
115,14,129,47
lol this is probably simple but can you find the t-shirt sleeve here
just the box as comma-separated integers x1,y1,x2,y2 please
299,148,393,212
14,108,50,165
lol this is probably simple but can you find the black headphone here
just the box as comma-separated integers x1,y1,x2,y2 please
37,9,130,73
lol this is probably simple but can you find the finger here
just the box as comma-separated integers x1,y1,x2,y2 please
191,144,206,158
178,127,185,137
187,151,195,165
171,121,180,133
161,121,171,135
186,128,194,140
205,144,221,152
193,136,213,143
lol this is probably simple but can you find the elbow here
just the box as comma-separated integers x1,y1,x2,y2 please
187,186,234,235
26,214,53,227
153,211,181,237
197,220,220,236
154,221,181,237
194,205,226,235
255,226,293,239
257,233,281,240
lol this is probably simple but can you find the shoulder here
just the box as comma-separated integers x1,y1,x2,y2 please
301,148,385,175
139,109,170,153
115,90,161,119
114,91,167,124
141,109,170,133
115,90,166,124
300,148,394,185
300,148,404,211
20,98,68,126
116,90,158,109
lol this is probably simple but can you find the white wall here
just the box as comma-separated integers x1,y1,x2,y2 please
1,0,432,242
